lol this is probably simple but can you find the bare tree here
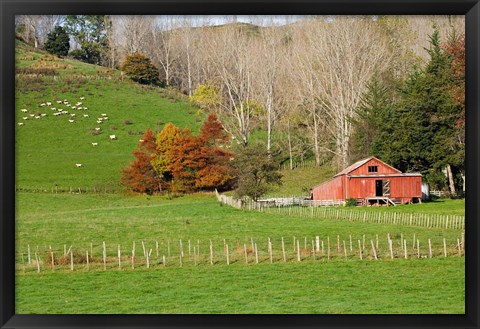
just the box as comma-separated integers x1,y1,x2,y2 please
206,24,256,147
293,17,392,168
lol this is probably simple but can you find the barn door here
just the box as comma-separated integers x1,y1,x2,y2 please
382,180,391,197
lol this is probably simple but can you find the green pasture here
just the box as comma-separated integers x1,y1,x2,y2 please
15,192,465,314
15,42,203,190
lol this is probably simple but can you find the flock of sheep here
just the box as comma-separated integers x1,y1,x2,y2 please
18,96,117,168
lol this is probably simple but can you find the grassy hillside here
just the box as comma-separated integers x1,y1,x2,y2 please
15,41,203,190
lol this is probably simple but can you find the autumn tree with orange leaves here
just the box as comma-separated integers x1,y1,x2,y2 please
121,114,235,194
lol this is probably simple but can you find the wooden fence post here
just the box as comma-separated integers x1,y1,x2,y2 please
327,237,331,260
296,240,301,262
343,240,347,260
428,239,432,258
417,240,420,258
132,241,135,270
244,244,248,264
103,241,106,270
226,244,230,265
389,239,393,259
371,240,378,260
70,249,74,271
358,240,362,260
404,240,407,259
255,243,259,264
210,240,213,265
118,244,121,270
443,238,447,257
35,252,40,273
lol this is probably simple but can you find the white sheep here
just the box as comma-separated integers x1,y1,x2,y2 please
75,163,83,167
76,102,82,106
80,97,85,100
40,103,46,107
103,117,109,120
20,109,28,113
91,142,98,146
41,113,47,117
71,106,77,109
22,117,28,120
97,120,103,124
29,114,35,117
139,139,145,143
18,122,24,126
95,127,101,131
68,119,75,123
46,102,52,106
51,107,56,110
70,114,76,117
83,114,89,117
35,116,41,119
109,135,117,140
56,100,62,104
101,113,107,117
77,107,83,110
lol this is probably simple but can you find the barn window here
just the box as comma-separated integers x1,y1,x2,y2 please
368,166,378,173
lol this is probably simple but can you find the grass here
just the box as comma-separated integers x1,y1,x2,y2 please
16,192,465,314
16,257,464,314
15,41,203,190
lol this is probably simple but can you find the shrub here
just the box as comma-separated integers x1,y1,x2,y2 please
120,53,160,85
345,198,357,207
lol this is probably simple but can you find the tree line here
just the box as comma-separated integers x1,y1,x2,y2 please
16,15,465,192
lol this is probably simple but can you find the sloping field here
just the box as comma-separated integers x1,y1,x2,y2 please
15,41,203,191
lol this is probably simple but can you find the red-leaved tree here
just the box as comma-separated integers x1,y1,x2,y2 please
121,128,163,194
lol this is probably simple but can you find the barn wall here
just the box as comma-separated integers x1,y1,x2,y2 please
390,176,422,198
312,177,344,200
348,176,422,199
348,178,376,198
349,158,400,176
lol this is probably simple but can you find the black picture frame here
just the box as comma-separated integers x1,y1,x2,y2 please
1,1,478,328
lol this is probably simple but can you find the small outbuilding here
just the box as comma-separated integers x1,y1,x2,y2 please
311,156,422,206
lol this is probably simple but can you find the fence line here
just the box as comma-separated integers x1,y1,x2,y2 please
18,233,465,274
215,191,465,230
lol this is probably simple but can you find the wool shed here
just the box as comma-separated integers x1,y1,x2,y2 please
311,157,422,206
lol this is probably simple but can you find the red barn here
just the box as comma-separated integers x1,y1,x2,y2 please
311,157,422,206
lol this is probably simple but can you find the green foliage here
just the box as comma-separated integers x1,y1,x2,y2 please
232,143,282,201
44,26,70,57
349,72,395,162
351,27,464,191
120,53,160,85
64,15,108,65
189,84,221,110
345,198,357,207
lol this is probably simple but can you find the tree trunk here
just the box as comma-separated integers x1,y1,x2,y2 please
446,164,456,193
287,120,293,170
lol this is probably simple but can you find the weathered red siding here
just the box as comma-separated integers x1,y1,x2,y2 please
347,176,422,199
348,158,400,176
312,157,422,204
312,176,343,200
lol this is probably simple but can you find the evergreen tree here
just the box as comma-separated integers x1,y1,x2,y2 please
349,73,395,162
44,26,70,57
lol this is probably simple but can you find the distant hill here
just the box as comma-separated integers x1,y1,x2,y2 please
15,40,204,191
